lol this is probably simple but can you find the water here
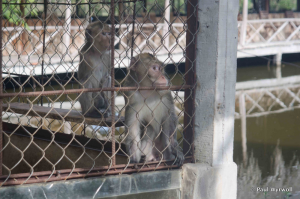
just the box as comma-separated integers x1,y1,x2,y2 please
235,61,300,199
237,61,300,82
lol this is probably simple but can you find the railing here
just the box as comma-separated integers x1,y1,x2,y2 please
3,17,300,61
2,23,186,62
238,18,300,48
235,84,300,119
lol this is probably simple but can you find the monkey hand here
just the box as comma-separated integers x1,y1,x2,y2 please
172,149,184,166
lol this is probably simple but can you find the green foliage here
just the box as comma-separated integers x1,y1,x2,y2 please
239,0,254,13
2,0,38,30
270,0,297,11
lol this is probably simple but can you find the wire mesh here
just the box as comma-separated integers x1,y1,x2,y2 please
0,0,198,186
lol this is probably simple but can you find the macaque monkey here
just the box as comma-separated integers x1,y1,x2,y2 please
123,53,184,165
78,21,112,117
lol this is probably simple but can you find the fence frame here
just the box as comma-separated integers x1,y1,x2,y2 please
0,0,197,186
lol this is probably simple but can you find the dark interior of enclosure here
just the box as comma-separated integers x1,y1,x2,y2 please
0,0,197,186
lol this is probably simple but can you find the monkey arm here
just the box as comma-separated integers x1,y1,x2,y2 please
124,112,142,163
164,110,184,166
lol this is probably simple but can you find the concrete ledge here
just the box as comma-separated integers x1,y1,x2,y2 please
182,163,237,199
0,170,181,199
101,189,180,199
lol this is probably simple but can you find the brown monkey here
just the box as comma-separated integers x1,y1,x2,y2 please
78,21,112,117
123,53,184,165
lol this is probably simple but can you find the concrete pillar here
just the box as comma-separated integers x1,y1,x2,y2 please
182,0,238,198
273,52,282,79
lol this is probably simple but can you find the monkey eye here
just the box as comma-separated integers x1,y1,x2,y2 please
106,32,111,36
101,32,106,36
152,66,159,71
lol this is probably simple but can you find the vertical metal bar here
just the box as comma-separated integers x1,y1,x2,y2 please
183,0,197,160
41,0,48,106
110,0,116,167
0,0,3,176
131,1,136,58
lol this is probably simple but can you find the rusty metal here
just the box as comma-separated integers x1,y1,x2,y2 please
1,0,197,187
0,85,190,99
40,0,48,107
0,0,3,176
110,0,116,166
0,157,193,186
183,0,198,160
0,156,192,180
2,1,139,6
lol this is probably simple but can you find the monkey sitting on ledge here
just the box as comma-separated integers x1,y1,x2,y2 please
78,21,112,118
123,53,184,165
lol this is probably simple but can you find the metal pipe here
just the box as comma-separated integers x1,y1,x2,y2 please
2,1,140,5
0,0,3,176
183,0,198,160
110,0,116,166
0,86,191,99
0,157,193,186
41,0,48,106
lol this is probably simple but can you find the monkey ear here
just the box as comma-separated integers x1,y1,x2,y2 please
129,57,138,71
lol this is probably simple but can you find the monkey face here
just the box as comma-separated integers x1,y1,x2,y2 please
98,25,111,51
148,64,168,86
129,53,169,87
85,21,111,53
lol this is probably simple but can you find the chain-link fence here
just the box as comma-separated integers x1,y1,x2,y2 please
0,0,198,186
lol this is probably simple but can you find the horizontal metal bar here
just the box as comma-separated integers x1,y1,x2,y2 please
2,23,185,32
0,157,193,186
2,0,141,6
0,85,192,98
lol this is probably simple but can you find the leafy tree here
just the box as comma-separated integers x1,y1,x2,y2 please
2,0,38,30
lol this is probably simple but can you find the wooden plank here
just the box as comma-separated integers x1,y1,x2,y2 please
3,103,125,127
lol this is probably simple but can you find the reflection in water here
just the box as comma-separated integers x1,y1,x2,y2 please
237,61,300,82
237,144,300,199
235,61,300,198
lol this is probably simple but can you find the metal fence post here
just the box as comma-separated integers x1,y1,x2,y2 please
183,0,198,159
0,0,3,176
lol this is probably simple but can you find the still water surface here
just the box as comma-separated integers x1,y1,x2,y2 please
235,62,300,199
